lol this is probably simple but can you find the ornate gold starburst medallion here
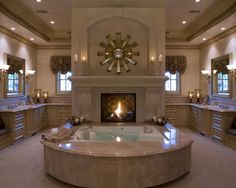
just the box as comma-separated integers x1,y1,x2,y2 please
97,32,139,74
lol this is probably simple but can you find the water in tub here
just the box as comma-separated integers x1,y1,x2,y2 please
73,126,164,142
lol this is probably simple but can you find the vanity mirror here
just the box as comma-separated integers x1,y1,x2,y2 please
211,54,231,97
4,54,25,97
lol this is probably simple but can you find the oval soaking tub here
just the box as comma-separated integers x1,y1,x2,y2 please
41,123,193,188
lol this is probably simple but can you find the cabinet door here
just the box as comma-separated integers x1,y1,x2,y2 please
190,106,199,129
47,106,60,128
176,106,189,127
165,106,177,125
199,109,211,136
59,106,72,126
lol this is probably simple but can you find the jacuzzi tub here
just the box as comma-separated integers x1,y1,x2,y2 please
73,125,164,142
41,123,193,188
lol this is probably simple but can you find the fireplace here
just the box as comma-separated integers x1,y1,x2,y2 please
101,93,136,122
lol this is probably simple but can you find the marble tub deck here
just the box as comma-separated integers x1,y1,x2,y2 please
41,123,193,188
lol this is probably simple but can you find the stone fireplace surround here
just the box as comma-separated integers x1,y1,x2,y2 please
70,76,167,122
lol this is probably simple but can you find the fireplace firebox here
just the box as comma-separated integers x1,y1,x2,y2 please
101,93,136,122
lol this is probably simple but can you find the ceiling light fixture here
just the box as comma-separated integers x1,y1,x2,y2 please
195,0,200,2
182,21,187,24
36,0,41,2
202,38,207,41
11,27,16,31
50,21,55,24
221,27,226,31
30,38,34,41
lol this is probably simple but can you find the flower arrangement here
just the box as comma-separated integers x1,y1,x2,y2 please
68,116,84,126
152,115,168,126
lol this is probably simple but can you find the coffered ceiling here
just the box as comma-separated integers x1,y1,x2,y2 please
0,0,235,47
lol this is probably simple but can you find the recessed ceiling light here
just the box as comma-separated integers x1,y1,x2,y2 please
195,0,200,2
36,0,41,2
30,38,34,41
50,20,55,24
182,21,187,24
202,38,207,41
11,27,16,31
221,27,226,31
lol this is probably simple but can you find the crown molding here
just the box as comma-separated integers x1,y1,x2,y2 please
187,2,236,41
166,45,199,49
0,1,50,42
0,25,38,48
37,45,71,49
199,25,236,48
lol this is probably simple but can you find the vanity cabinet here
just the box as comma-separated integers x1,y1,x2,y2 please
1,112,25,143
47,106,60,128
25,106,47,136
165,105,189,127
47,105,72,128
211,111,235,143
198,109,211,136
190,106,200,129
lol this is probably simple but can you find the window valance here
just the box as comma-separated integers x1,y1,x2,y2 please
50,56,71,74
7,55,25,74
165,56,187,74
213,56,229,74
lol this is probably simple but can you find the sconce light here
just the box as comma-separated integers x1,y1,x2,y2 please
150,56,155,63
74,54,78,64
0,64,10,80
201,69,211,79
34,89,42,103
26,70,35,80
195,89,202,103
158,54,163,63
42,91,49,103
81,56,86,63
188,91,194,103
227,64,236,80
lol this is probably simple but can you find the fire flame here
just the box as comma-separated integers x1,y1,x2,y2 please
115,101,122,117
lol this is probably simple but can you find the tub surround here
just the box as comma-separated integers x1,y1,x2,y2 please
41,123,192,188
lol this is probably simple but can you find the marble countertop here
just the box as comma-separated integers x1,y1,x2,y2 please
41,123,193,157
0,103,71,113
166,103,236,113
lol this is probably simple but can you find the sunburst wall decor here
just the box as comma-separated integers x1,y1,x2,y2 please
97,32,140,74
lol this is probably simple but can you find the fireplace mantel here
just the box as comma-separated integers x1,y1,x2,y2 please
69,76,168,87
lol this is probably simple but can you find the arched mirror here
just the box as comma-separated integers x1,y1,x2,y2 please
4,54,25,97
211,54,231,97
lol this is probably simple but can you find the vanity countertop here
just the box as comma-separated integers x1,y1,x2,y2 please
166,103,236,113
0,103,72,113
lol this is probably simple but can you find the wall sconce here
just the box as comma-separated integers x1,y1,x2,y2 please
25,70,35,80
150,56,155,63
201,69,211,79
74,54,78,64
158,54,163,63
34,89,42,103
81,56,86,63
227,64,236,80
42,91,49,103
195,89,202,103
188,91,194,103
0,64,10,80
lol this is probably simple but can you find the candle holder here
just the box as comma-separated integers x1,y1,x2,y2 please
188,91,194,103
42,91,49,103
34,89,42,103
195,89,202,103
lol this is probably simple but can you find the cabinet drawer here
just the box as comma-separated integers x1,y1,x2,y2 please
14,128,24,142
212,126,225,142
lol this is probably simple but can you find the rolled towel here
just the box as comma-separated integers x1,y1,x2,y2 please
144,125,154,134
42,126,73,142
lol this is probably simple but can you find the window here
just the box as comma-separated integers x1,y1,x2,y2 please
7,73,19,95
57,71,72,93
217,72,229,95
165,71,180,92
